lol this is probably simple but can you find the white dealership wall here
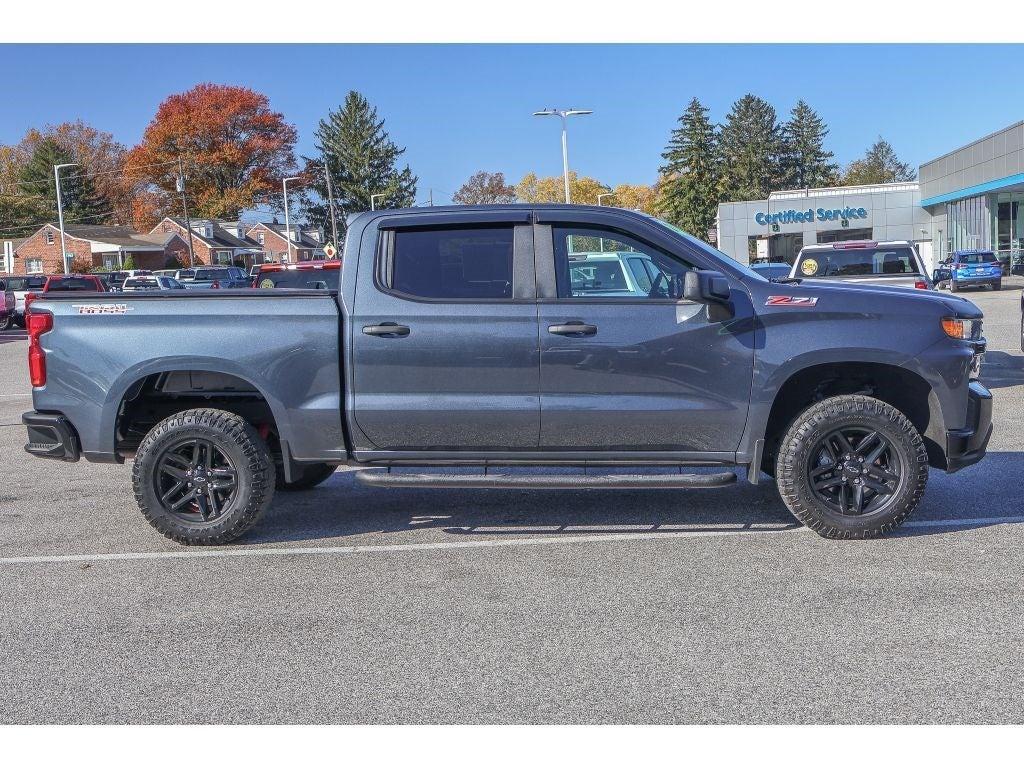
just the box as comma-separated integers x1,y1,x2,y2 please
717,182,936,265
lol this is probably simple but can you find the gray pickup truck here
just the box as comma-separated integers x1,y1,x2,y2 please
21,205,992,544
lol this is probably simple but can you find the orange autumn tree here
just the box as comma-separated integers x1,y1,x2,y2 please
126,83,298,225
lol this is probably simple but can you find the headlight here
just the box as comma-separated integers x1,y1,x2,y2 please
942,317,983,340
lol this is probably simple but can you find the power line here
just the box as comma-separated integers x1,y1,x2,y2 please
0,210,117,237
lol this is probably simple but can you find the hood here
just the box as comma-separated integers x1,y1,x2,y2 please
758,277,984,319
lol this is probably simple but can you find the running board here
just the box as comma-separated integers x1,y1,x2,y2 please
354,470,737,490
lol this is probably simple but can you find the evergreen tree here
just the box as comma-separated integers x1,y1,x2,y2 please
781,100,839,189
303,91,417,235
843,137,917,185
719,94,784,201
18,138,107,225
655,97,721,238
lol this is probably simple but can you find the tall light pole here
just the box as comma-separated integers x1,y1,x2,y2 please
282,176,301,263
597,192,615,206
370,194,385,211
533,108,592,203
176,158,196,268
53,163,78,274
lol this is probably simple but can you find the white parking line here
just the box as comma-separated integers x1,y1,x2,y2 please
0,525,803,566
902,514,1024,528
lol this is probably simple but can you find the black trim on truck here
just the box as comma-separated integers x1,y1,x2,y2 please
23,411,80,462
945,381,993,471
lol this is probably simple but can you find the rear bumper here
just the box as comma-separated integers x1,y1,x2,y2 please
945,382,993,472
22,411,81,462
951,274,1000,286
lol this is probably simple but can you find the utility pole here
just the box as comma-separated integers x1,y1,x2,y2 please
176,158,196,268
323,158,339,249
53,162,78,275
428,189,434,207
282,176,301,263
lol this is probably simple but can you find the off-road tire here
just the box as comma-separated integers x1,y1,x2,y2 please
276,462,337,491
133,408,275,545
775,395,928,539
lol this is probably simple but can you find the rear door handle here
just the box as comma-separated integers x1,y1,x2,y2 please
548,322,597,337
363,322,410,338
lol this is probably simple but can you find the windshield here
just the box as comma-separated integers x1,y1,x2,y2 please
193,268,231,280
125,278,159,288
3,276,47,291
641,214,768,281
796,247,919,278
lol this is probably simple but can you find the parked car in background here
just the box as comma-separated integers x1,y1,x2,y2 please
748,262,792,280
0,274,47,327
791,240,932,290
1,286,14,331
179,266,250,289
249,264,265,280
254,261,341,290
121,275,188,292
24,274,107,318
933,249,1002,292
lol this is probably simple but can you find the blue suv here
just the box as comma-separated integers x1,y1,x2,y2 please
933,249,1002,292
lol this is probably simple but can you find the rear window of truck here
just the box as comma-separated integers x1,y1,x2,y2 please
387,226,514,300
46,277,101,291
796,247,919,278
3,276,46,291
258,269,340,290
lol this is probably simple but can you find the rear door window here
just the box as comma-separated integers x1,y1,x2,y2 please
386,226,514,300
796,247,919,277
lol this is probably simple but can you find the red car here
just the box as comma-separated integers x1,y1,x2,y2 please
253,261,341,290
24,274,107,317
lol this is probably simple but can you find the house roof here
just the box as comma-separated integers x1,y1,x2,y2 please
62,224,167,251
165,218,255,250
249,221,324,250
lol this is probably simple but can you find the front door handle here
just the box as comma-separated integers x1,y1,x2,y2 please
548,322,597,337
363,322,411,338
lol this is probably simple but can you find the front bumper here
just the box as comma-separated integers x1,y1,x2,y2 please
945,381,993,471
23,411,81,462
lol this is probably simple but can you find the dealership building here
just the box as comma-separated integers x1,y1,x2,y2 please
717,120,1024,273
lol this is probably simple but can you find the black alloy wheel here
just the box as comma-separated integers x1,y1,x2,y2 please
155,438,238,523
807,427,902,517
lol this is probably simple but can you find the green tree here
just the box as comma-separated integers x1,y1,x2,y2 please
843,137,917,185
719,94,784,201
121,253,136,270
656,97,721,238
18,138,107,226
303,91,417,233
781,100,839,189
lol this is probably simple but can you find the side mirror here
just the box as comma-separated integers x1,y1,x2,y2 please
683,270,731,305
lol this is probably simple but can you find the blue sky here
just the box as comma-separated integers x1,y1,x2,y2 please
1,44,1021,205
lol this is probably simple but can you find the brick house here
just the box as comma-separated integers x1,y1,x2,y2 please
2,223,190,275
149,218,261,267
245,222,327,263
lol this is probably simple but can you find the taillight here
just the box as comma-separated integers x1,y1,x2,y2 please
211,280,221,289
27,311,53,387
24,291,38,317
914,280,928,290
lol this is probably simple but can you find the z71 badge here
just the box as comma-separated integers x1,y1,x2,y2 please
765,295,818,307
72,304,134,315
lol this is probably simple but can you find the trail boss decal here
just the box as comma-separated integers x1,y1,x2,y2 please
765,295,818,307
72,304,134,315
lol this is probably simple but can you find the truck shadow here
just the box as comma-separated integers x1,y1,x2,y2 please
240,451,1024,545
981,351,1024,390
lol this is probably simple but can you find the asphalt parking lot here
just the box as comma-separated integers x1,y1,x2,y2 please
1,284,1023,724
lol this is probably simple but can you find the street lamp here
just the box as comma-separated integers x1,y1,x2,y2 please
370,194,386,211
282,176,301,263
53,163,78,274
597,192,615,206
533,108,592,204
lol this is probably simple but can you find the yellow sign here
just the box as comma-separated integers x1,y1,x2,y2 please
800,259,819,276
259,278,275,289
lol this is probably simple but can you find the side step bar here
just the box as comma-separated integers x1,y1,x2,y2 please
354,470,737,490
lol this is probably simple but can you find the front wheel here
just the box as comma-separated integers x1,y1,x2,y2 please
775,395,928,538
132,408,276,545
950,281,959,293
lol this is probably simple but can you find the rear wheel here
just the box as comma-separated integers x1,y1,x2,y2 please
950,280,959,293
775,395,928,538
276,462,337,491
133,408,275,545
994,279,1002,291
0,314,12,331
